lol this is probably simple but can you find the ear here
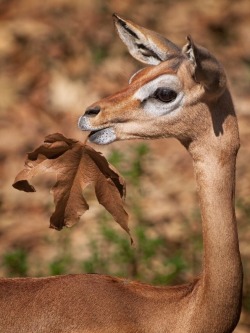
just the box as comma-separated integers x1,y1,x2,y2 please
182,36,226,94
113,14,180,65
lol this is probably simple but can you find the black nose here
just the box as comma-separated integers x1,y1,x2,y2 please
85,105,101,117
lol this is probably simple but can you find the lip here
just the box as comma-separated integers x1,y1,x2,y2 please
89,128,107,139
88,127,116,145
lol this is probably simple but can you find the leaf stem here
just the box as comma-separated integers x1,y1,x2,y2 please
81,133,89,145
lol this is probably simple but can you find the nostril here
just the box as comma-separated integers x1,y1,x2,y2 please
85,105,101,117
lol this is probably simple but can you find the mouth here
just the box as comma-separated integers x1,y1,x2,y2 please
88,127,116,145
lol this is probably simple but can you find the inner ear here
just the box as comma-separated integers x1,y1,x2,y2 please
182,36,197,66
182,36,226,94
135,43,162,63
113,14,181,66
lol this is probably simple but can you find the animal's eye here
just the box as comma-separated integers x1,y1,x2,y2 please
154,87,177,103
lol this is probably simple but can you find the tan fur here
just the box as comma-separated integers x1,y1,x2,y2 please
0,15,242,333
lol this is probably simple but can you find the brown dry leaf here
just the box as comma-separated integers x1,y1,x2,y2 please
13,133,132,242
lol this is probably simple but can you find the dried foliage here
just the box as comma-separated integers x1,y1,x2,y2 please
13,133,131,242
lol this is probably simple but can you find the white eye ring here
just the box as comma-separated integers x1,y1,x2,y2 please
133,74,184,117
133,74,182,102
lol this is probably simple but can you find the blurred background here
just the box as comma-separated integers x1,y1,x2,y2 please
0,0,249,331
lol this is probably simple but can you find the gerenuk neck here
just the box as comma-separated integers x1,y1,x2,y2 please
189,128,243,331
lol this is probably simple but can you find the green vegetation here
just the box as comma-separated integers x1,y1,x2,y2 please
81,220,187,285
2,249,28,277
1,143,249,318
